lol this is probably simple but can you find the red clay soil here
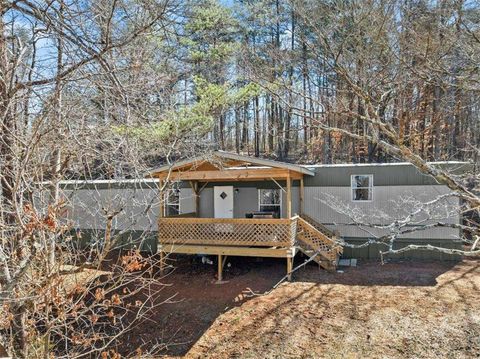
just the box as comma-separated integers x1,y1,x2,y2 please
118,256,286,356
117,256,479,358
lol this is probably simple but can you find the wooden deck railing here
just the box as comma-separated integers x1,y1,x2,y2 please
158,217,297,247
296,217,343,260
300,214,339,239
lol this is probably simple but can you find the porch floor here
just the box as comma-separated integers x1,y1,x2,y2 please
159,243,297,258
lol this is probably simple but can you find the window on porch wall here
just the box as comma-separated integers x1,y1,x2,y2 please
258,189,281,218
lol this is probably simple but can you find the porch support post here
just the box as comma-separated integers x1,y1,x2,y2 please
299,177,304,216
218,254,223,281
286,172,292,218
189,180,200,217
160,250,165,274
195,182,200,217
287,256,293,281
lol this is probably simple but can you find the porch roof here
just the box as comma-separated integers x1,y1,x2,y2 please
146,151,314,181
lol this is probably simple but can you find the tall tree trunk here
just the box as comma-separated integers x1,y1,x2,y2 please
432,85,442,159
1,4,28,357
268,94,274,153
282,8,295,160
450,0,464,158
301,38,308,155
235,107,240,154
307,72,314,159
219,114,225,150
0,1,17,227
262,96,267,153
49,0,64,269
241,102,249,152
276,103,284,159
254,96,260,157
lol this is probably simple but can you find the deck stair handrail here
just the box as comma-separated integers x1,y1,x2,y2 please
300,214,339,239
295,216,343,271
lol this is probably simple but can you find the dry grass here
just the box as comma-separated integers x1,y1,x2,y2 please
185,260,480,359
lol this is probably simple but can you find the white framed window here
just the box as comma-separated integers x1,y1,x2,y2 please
351,175,373,201
258,189,282,218
164,186,181,216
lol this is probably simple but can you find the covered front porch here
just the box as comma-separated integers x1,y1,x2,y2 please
148,151,341,280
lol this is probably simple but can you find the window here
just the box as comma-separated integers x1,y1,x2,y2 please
258,189,281,218
351,175,373,201
165,187,180,216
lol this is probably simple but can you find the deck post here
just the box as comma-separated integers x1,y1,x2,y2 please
194,181,200,217
159,250,165,274
286,172,292,218
299,177,304,216
287,256,293,281
217,254,223,281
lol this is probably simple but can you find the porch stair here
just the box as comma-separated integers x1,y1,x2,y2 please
296,215,343,271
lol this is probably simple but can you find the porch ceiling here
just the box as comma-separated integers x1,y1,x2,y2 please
146,151,314,181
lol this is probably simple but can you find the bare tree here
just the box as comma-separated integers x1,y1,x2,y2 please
247,0,479,257
0,1,187,357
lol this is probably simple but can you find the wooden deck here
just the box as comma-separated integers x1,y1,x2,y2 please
150,151,329,279
158,217,297,248
158,216,342,280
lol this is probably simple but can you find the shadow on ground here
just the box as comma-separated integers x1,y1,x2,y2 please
185,260,479,359
294,256,459,287
120,254,460,357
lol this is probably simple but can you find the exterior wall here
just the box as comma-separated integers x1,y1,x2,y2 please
234,187,259,218
303,162,470,186
51,161,465,259
302,181,461,259
42,182,161,253
62,186,160,231
303,185,460,240
179,188,195,214
196,185,300,219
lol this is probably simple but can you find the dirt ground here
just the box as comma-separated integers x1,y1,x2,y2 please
121,256,480,358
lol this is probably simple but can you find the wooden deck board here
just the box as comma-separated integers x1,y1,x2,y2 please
159,244,296,258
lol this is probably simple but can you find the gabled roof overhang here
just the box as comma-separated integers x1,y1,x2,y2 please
146,151,314,182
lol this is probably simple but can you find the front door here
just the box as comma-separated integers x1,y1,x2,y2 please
214,186,234,218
